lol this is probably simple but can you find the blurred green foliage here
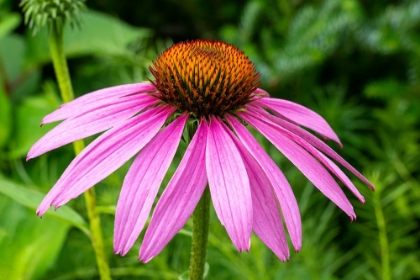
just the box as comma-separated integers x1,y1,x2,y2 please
0,0,419,279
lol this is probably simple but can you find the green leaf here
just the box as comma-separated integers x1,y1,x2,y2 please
0,196,69,280
8,94,59,159
364,79,408,99
0,33,41,99
0,87,11,148
25,10,152,67
0,13,21,39
0,34,25,81
0,177,90,236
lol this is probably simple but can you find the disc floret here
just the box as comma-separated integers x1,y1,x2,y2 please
150,40,261,117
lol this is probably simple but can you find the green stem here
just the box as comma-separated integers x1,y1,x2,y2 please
48,26,74,103
373,191,390,280
189,187,211,280
48,24,112,280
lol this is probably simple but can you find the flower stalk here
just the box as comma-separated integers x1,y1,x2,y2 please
48,21,111,280
189,187,211,280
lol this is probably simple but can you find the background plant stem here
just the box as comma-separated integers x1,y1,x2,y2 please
374,190,390,280
189,187,211,280
48,24,112,280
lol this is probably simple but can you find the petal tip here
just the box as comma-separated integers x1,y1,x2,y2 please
120,247,131,256
279,255,288,262
139,255,153,263
27,148,40,160
36,205,49,217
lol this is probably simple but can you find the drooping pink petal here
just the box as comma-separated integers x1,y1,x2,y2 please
240,111,356,220
36,106,175,216
318,153,365,203
253,97,342,146
248,104,374,191
251,88,270,98
139,119,208,263
246,106,366,201
223,124,289,261
43,83,156,124
28,95,159,159
205,116,252,252
114,114,188,256
226,115,302,251
248,105,372,198
52,106,174,205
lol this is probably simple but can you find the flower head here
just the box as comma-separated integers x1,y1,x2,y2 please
149,40,260,117
28,40,374,262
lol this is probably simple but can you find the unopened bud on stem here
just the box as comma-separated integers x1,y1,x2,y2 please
21,0,85,35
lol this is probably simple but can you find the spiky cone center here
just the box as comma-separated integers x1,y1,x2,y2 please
150,40,261,118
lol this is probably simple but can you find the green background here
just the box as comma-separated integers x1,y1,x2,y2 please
0,0,419,279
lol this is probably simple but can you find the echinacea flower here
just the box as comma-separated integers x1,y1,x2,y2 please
28,40,374,262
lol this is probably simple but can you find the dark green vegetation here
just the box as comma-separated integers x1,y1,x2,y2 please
0,0,419,279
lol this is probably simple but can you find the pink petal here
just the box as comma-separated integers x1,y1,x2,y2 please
114,114,188,255
240,111,356,220
251,88,270,98
205,116,252,252
249,106,374,195
253,97,342,146
43,83,156,124
319,154,365,203
139,119,208,263
36,105,175,216
223,124,289,261
28,95,159,159
226,115,302,251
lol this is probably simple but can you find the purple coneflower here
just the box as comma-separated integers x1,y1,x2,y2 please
28,40,373,262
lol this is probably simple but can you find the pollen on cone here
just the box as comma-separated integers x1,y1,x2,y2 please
149,40,261,117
